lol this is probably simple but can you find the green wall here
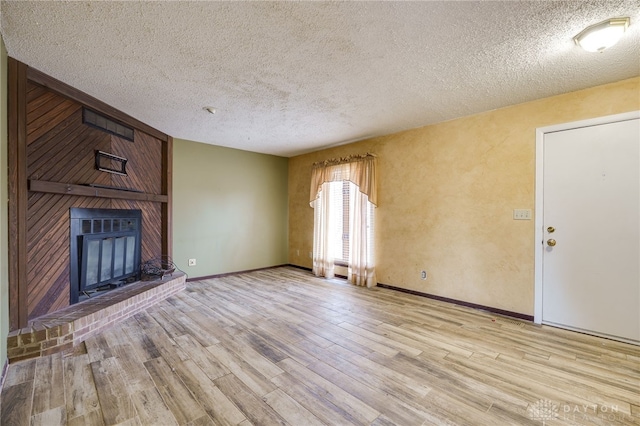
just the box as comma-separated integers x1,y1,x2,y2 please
173,138,289,278
0,35,9,373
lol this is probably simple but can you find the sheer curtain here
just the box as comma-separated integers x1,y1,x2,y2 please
348,188,376,287
311,184,335,279
309,154,377,287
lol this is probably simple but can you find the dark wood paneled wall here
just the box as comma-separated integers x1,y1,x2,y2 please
8,58,172,329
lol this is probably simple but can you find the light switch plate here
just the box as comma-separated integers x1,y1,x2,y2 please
513,209,532,220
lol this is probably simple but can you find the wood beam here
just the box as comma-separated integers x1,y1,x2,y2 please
8,58,28,330
162,137,173,259
28,180,168,203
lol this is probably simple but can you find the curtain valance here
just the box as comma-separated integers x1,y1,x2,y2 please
309,153,377,206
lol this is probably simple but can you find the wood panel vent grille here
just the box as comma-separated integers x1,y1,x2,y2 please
83,108,134,141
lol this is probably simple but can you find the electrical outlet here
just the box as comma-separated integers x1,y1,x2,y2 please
421,270,427,280
188,258,196,267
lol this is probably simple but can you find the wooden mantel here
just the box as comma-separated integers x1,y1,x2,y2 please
29,180,169,203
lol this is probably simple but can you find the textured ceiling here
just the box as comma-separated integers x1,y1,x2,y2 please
1,1,639,157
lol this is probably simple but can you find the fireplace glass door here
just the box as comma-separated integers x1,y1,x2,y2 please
70,208,142,303
81,232,137,288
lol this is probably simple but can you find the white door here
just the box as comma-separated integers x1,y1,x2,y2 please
540,117,639,343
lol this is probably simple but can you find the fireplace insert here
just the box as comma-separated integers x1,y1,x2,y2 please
70,208,142,303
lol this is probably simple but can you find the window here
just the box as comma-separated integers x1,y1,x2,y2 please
327,181,374,267
329,180,348,264
310,153,377,287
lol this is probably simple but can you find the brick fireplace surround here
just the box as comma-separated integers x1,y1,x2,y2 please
6,273,185,363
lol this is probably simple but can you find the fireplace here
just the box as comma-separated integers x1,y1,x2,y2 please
70,208,142,304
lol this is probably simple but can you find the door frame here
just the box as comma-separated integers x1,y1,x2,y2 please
534,110,640,325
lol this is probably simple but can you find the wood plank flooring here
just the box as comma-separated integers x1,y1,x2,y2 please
1,266,639,425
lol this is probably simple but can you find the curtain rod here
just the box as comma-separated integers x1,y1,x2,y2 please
312,153,376,167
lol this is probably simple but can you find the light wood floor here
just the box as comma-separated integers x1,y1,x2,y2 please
1,266,639,425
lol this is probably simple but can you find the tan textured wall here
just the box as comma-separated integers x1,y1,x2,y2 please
288,77,640,316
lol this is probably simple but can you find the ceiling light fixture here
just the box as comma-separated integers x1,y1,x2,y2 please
573,17,630,52
203,106,217,115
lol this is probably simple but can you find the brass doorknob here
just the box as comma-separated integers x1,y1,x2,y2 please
547,239,556,247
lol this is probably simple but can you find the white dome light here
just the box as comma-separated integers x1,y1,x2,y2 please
574,18,630,53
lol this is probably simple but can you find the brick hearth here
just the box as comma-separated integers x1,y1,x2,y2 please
6,273,186,363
